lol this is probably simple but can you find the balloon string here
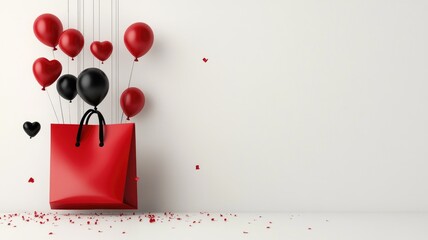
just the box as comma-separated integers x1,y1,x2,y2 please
110,0,113,124
98,0,101,69
82,0,85,118
59,95,64,124
99,0,101,41
46,89,59,123
67,0,70,74
52,47,63,123
76,0,79,122
126,60,135,88
120,60,135,123
67,0,70,28
92,0,95,67
69,102,71,124
117,0,120,123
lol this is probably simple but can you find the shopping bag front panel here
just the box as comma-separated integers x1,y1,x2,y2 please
50,123,135,209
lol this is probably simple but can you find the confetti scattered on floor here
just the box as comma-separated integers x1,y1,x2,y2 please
2,213,426,239
202,58,208,63
28,178,34,183
0,211,274,236
195,165,200,170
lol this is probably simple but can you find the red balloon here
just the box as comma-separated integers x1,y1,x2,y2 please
33,58,62,91
59,29,84,60
124,22,154,61
33,14,63,50
90,41,113,63
120,87,145,120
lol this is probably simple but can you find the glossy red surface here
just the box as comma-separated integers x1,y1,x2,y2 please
120,87,145,120
32,58,62,90
90,41,113,63
124,22,154,61
50,123,137,209
59,29,84,60
33,13,63,50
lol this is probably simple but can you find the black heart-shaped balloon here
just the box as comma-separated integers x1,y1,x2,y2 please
57,74,77,102
77,68,109,107
23,121,41,139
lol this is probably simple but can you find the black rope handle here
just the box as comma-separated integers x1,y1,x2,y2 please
85,111,106,125
75,109,106,147
96,111,105,147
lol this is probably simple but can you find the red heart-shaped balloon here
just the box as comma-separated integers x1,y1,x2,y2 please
32,58,62,90
90,41,113,63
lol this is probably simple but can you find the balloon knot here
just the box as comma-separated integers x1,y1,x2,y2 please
72,58,75,61
94,107,98,111
134,58,139,62
53,47,57,51
42,87,46,91
127,117,130,120
101,61,104,64
69,100,72,103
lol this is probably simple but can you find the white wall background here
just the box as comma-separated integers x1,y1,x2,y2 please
0,0,428,212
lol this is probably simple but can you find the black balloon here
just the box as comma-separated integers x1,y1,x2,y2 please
56,74,78,102
77,68,109,107
23,121,41,139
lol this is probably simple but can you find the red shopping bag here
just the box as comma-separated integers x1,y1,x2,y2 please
50,109,138,209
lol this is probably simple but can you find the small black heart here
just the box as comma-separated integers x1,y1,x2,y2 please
23,121,41,139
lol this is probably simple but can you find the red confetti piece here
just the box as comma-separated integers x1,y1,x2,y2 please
28,177,34,183
267,226,271,229
122,231,126,234
224,218,227,222
149,218,156,223
48,232,53,235
202,58,208,63
211,218,215,221
196,165,200,170
134,177,140,181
